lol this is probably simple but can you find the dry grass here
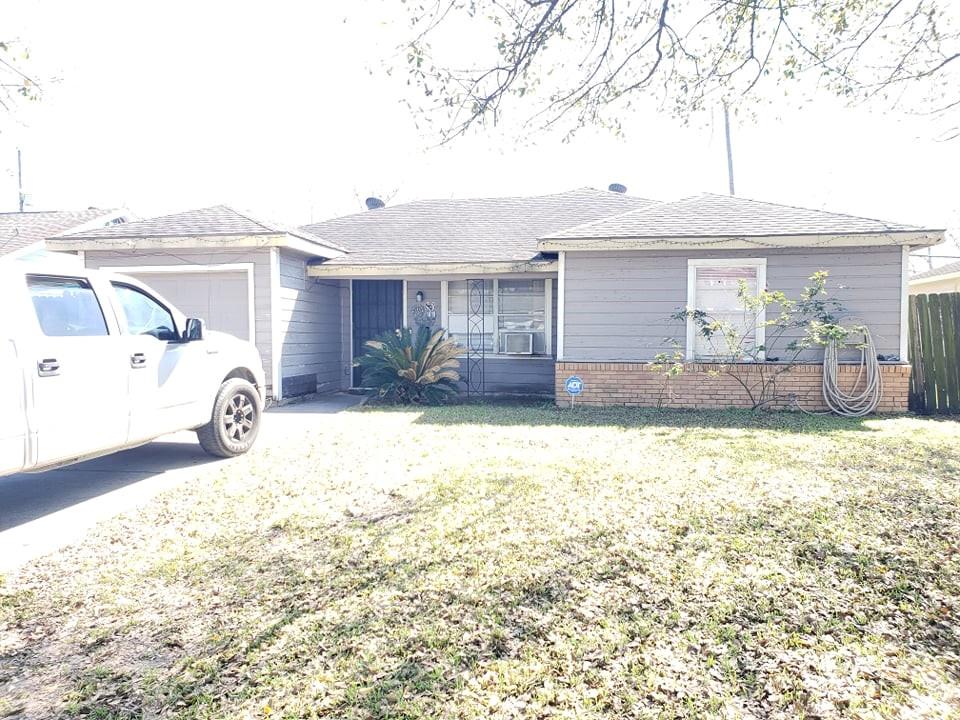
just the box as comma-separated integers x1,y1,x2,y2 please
1,405,960,719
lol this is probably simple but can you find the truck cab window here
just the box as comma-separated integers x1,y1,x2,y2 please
27,276,109,337
112,283,178,341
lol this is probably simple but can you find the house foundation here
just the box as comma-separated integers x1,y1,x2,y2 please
554,362,911,413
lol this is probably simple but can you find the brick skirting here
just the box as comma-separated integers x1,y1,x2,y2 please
555,362,911,413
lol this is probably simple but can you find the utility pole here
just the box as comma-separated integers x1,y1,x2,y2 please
17,148,24,212
723,103,735,196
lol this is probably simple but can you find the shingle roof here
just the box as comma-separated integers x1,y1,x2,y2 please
302,188,657,265
911,259,960,281
0,208,123,256
543,193,930,240
57,204,344,252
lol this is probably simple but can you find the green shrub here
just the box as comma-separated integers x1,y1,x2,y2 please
356,326,463,404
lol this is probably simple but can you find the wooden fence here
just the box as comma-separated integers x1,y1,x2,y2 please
909,292,960,414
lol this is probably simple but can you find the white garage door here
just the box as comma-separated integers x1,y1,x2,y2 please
128,271,251,341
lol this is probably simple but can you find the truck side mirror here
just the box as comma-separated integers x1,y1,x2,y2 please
183,318,205,342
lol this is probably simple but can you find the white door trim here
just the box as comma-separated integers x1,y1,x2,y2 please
100,262,256,343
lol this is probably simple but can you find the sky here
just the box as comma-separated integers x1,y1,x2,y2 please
2,0,958,271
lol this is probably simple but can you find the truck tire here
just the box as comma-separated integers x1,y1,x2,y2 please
197,378,262,458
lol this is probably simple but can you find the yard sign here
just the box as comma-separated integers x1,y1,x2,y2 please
565,375,583,408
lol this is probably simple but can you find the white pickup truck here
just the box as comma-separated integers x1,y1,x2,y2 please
0,262,266,478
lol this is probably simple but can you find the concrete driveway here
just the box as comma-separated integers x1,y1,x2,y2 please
0,393,364,573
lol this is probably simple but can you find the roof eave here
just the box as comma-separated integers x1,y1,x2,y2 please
307,259,559,278
910,270,960,286
538,230,945,251
46,232,346,258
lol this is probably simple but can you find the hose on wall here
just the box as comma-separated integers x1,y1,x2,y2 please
819,326,883,417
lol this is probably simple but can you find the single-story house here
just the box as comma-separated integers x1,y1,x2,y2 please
910,260,960,295
47,189,945,411
0,208,129,261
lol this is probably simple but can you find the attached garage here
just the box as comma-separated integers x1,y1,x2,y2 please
46,205,348,402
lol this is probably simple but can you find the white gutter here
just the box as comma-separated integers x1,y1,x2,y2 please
47,232,346,259
308,259,559,278
537,231,945,252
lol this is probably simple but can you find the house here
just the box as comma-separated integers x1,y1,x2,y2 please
0,208,129,261
47,189,945,412
910,260,960,295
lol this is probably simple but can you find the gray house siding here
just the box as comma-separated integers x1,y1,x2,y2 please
83,247,276,390
406,280,442,330
277,249,347,395
562,246,904,362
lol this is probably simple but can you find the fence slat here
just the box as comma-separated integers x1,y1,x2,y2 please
941,295,959,412
917,295,939,412
908,296,922,410
929,294,949,412
909,292,960,415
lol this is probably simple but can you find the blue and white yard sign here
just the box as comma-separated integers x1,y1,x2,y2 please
564,376,584,396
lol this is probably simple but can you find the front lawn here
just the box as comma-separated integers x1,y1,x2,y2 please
2,406,959,719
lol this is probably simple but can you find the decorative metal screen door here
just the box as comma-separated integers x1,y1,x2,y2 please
352,280,404,387
465,279,486,397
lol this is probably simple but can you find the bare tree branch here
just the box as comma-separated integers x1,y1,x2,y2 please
399,0,960,141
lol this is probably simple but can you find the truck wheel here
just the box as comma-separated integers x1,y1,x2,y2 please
197,378,262,458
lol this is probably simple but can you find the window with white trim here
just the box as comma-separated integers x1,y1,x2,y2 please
446,279,549,355
686,259,766,360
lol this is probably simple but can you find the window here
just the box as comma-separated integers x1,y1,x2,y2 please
27,276,109,337
446,279,549,355
448,280,493,352
686,259,766,360
112,283,178,341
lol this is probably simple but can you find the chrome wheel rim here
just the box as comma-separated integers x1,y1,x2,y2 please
223,393,255,442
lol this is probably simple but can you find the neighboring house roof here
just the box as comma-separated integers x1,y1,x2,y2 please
0,208,125,257
302,188,656,269
540,193,942,249
48,204,345,257
911,259,960,283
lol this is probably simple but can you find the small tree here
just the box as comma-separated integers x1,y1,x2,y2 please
648,340,685,409
355,326,464,405
672,271,862,410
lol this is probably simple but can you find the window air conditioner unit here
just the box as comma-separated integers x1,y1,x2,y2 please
501,332,534,355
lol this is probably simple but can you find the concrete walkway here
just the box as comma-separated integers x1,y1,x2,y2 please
0,393,365,573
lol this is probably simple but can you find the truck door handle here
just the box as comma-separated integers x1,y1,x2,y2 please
130,353,147,368
37,358,60,377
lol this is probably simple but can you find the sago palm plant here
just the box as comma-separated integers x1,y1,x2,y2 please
356,326,463,404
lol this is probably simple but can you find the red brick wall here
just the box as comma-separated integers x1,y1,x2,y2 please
555,362,911,413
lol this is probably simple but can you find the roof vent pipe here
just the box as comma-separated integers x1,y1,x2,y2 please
365,197,385,210
608,183,627,194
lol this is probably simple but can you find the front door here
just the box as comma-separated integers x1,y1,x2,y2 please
25,275,129,466
352,280,403,387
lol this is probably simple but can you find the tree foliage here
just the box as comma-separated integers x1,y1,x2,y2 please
401,0,960,141
356,325,464,404
0,40,38,123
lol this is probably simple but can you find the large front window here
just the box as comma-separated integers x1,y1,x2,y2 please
686,259,766,360
447,279,550,355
